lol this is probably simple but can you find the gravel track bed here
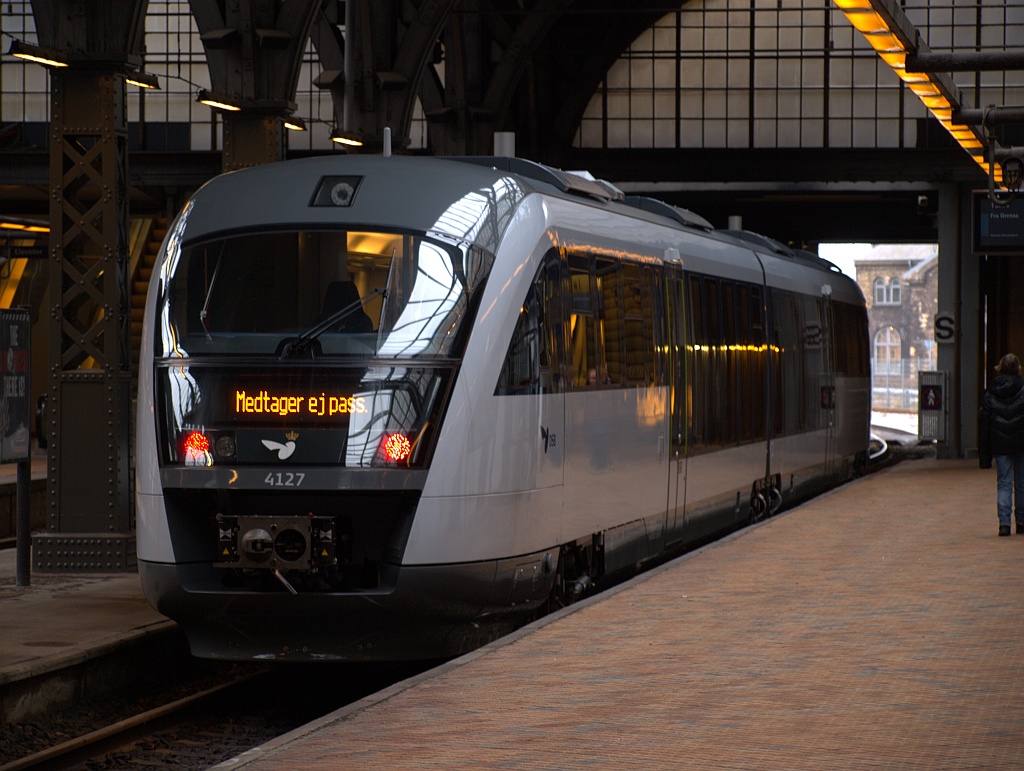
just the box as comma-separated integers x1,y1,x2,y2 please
1,662,430,769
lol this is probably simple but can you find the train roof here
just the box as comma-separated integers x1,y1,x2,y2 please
452,157,849,280
177,153,853,288
178,155,540,255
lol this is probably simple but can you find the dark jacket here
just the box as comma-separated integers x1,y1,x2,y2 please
978,373,1024,467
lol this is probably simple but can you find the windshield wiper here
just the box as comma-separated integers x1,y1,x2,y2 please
279,287,386,359
199,247,224,338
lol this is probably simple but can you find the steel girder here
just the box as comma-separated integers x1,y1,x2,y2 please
29,0,150,571
311,0,682,158
188,0,320,169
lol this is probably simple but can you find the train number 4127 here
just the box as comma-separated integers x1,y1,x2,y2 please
264,472,305,487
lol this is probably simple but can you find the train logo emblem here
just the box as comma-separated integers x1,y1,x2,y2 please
262,437,297,460
540,426,556,453
330,182,355,206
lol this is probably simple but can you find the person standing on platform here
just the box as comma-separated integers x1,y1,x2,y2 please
978,352,1024,536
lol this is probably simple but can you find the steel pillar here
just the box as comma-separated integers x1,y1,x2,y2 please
222,113,286,171
188,0,317,169
33,67,135,571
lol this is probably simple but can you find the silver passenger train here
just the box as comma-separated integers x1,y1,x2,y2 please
136,155,870,661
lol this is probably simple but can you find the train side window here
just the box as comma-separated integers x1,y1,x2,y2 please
596,257,622,386
569,252,603,389
750,285,764,331
735,283,753,442
834,301,870,377
747,284,767,441
702,277,724,447
802,296,824,431
687,274,707,449
648,265,667,385
772,289,804,436
495,251,564,396
736,282,766,442
622,263,657,386
721,280,738,445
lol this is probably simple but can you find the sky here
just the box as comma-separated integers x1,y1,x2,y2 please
818,242,874,280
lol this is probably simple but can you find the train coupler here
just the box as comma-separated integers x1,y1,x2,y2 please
214,513,337,572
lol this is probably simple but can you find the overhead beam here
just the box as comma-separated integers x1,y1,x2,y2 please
833,0,992,184
906,51,1024,73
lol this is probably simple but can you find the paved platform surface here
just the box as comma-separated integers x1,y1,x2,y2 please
0,537,171,692
219,458,1024,770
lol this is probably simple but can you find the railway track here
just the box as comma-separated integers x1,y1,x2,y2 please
1,671,265,771
1,661,431,771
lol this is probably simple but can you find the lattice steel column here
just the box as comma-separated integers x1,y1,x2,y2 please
33,67,135,571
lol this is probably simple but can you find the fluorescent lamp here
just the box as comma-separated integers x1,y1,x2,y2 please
196,89,242,111
126,70,160,89
0,220,48,233
834,0,991,181
331,130,363,147
7,40,68,68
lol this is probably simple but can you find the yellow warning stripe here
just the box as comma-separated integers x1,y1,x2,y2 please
0,258,28,309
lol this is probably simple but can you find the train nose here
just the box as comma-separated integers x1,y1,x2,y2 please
241,528,274,561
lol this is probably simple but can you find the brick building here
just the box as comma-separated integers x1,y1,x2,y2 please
854,244,939,410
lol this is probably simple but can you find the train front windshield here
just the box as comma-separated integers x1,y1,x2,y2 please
158,228,491,358
153,227,493,468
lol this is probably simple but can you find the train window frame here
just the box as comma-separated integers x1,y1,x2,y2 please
495,249,566,396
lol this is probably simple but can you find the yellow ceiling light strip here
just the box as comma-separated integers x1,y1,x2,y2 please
832,0,993,182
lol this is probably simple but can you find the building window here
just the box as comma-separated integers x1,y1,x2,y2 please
874,327,901,374
874,277,901,305
874,277,886,304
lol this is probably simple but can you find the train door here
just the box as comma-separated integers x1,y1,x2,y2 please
762,280,779,504
665,264,687,542
820,291,839,478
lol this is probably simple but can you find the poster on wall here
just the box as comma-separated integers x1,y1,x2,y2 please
0,308,31,463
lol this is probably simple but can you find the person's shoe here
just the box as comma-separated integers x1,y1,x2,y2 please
1018,524,1024,535
999,525,1011,536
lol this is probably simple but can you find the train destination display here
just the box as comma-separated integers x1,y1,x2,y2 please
234,390,369,417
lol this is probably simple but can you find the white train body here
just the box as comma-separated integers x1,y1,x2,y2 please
136,155,870,661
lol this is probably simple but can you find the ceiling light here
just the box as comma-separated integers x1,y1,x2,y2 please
0,220,48,233
7,40,68,68
125,70,160,89
330,130,363,147
283,116,306,131
834,0,990,180
196,89,242,111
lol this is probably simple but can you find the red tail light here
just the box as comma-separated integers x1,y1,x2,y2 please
382,432,412,463
183,430,211,465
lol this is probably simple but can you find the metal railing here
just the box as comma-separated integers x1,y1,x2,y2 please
872,357,934,412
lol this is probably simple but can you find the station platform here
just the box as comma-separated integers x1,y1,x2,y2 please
0,532,173,724
216,457,1024,770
